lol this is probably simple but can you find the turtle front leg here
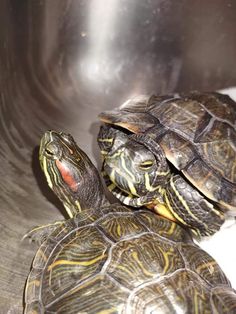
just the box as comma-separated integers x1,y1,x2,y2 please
22,221,64,246
163,174,225,237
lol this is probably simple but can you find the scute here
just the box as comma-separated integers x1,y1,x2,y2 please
128,270,212,314
98,212,148,241
150,97,206,142
211,287,236,314
136,210,192,243
42,225,110,306
106,233,185,290
186,92,236,126
195,120,236,184
158,131,196,170
149,93,236,188
46,274,129,314
25,268,42,305
25,206,236,313
179,243,230,287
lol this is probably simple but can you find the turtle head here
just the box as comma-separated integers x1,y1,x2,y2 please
39,130,107,217
102,132,170,207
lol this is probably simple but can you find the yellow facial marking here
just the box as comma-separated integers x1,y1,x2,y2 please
100,150,108,155
98,138,114,143
62,141,74,155
127,180,138,196
43,157,53,189
108,148,123,159
144,173,159,192
120,154,136,182
156,170,170,176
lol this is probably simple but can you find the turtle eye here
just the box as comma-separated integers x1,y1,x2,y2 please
44,143,58,159
45,148,54,156
139,160,154,170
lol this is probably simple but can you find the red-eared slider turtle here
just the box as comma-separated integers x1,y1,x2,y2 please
98,92,236,237
24,130,236,313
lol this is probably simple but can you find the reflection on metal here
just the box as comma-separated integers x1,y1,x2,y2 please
81,0,120,85
1,0,236,312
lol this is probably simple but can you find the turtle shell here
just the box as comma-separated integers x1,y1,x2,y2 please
99,92,236,212
24,203,236,313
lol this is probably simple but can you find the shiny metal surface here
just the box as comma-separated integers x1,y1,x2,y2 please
1,1,236,312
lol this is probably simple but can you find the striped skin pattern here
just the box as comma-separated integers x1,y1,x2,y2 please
38,131,107,218
99,91,236,236
25,205,236,313
99,130,224,237
24,130,236,313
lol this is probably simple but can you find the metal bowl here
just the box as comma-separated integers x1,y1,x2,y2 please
1,1,236,312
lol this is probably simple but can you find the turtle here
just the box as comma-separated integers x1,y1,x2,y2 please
24,130,236,313
98,91,236,237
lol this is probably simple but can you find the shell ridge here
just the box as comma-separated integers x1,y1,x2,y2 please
194,114,215,143
200,102,236,129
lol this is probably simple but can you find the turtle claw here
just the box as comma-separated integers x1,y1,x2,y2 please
22,221,64,245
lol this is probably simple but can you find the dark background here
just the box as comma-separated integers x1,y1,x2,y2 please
0,1,236,312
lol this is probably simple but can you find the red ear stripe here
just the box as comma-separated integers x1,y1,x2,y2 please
55,159,78,192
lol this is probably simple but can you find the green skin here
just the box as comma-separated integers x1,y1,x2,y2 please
25,130,108,242
98,125,225,237
24,130,236,314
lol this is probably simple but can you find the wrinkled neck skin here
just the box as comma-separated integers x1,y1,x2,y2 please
55,158,109,217
74,162,109,211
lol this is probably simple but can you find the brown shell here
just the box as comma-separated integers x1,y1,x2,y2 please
100,92,236,211
24,204,236,313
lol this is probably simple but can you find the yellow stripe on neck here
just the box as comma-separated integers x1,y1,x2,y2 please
43,157,53,189
64,204,73,218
